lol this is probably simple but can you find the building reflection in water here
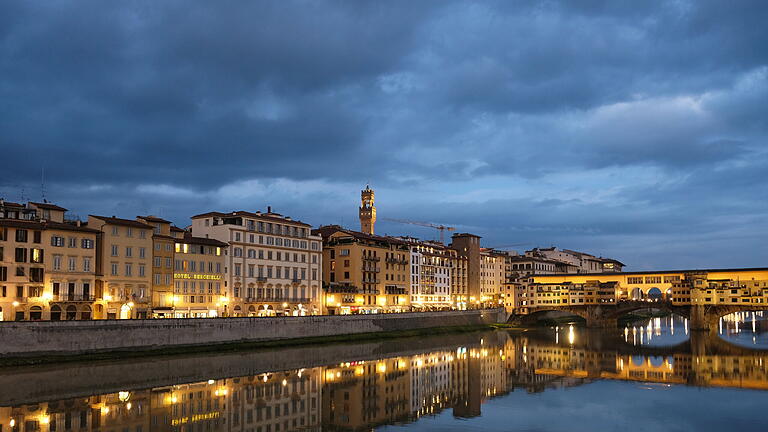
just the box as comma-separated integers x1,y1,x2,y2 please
3,327,768,431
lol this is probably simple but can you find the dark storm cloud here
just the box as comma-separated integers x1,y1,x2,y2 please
1,0,767,268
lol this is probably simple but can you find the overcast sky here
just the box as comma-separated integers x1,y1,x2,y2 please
1,1,766,270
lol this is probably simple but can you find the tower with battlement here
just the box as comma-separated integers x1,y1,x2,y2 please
359,185,376,235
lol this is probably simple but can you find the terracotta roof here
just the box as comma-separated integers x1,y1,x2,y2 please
139,215,173,224
29,202,68,211
89,215,154,229
451,232,481,238
0,201,24,208
599,258,626,266
0,218,99,233
170,226,186,232
313,225,410,246
191,210,312,227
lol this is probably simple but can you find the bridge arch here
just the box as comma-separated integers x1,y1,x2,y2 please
647,288,663,301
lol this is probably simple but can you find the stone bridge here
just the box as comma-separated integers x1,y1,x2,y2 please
508,300,768,331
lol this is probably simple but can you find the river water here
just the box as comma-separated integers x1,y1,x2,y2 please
2,314,768,431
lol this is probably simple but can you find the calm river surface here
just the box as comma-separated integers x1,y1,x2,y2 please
3,314,768,431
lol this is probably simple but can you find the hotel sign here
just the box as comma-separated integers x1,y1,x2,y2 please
174,273,222,280
171,412,220,426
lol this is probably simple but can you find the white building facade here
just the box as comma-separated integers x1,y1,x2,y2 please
191,209,322,317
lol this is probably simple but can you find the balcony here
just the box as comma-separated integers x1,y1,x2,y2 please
256,276,268,282
52,294,96,302
385,286,407,295
324,284,360,294
291,278,301,284
362,256,380,262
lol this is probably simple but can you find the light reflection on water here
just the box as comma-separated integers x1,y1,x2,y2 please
3,321,768,432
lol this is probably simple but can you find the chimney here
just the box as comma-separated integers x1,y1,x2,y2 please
267,206,272,213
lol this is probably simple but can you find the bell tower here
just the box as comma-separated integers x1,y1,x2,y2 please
359,184,376,235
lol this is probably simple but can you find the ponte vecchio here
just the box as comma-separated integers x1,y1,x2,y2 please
509,267,768,331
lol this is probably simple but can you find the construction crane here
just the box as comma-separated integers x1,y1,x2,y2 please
382,217,456,244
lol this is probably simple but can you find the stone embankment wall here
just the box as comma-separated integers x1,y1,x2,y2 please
0,308,505,357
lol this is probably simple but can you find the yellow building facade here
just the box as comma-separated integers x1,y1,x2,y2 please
315,226,410,314
0,201,100,321
87,215,154,319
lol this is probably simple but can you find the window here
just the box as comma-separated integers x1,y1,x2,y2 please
53,255,62,270
154,257,161,267
15,248,27,263
68,237,77,248
125,263,132,276
0,266,6,282
51,236,64,247
15,229,28,243
0,227,6,241
340,249,350,256
111,263,118,276
234,264,241,276
111,245,119,256
31,248,44,263
81,239,94,249
112,226,119,236
139,264,145,277
68,257,76,271
30,267,44,282
83,257,91,272
139,230,146,239
139,247,146,258
125,247,132,258
33,231,41,243
126,227,133,237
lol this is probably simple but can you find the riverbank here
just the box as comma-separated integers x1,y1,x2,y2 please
0,322,520,368
0,308,508,362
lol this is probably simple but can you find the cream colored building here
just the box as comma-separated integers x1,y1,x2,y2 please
191,209,323,317
403,238,454,310
137,216,176,318
172,232,228,317
480,249,505,308
87,215,154,319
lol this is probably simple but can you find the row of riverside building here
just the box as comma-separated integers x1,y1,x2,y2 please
0,186,624,321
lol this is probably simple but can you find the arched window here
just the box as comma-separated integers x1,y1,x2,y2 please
247,249,256,258
66,305,77,320
50,305,62,321
80,305,92,320
30,306,43,321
